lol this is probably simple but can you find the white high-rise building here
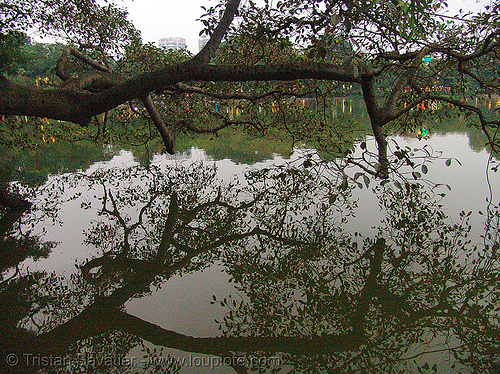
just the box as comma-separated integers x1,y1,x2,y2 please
158,37,187,50
198,35,210,52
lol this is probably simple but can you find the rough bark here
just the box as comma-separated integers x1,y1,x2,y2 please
0,63,362,125
372,121,390,179
0,76,95,125
361,77,390,179
141,94,174,154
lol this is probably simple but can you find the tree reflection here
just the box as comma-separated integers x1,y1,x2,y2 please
0,166,53,278
219,182,500,372
0,162,499,373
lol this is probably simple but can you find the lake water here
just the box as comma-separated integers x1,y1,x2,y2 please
1,105,500,373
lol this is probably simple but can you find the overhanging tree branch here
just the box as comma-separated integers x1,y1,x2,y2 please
192,0,241,64
383,49,429,116
0,62,361,125
141,94,175,154
172,82,313,101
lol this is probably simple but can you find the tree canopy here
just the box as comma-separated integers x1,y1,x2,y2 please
1,2,500,371
1,0,500,177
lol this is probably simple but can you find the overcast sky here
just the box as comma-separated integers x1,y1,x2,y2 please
123,0,207,52
123,0,490,53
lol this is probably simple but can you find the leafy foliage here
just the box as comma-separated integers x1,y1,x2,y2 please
0,30,29,73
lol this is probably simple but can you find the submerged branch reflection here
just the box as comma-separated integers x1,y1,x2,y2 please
0,162,499,373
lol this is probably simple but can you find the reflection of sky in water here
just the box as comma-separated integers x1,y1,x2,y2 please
14,131,500,346
348,134,499,238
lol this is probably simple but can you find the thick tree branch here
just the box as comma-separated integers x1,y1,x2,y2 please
56,45,112,82
0,76,94,125
378,51,421,62
112,309,361,355
1,63,361,125
86,62,361,117
192,0,241,64
141,94,175,154
383,49,428,115
361,76,383,123
62,70,124,92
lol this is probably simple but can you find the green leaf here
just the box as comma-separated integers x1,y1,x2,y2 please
340,177,349,191
353,65,359,79
363,174,370,188
445,158,452,166
421,164,428,174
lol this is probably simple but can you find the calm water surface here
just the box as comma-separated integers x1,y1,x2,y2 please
1,108,499,373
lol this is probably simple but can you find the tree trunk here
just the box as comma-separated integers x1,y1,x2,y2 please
361,78,390,179
371,122,389,179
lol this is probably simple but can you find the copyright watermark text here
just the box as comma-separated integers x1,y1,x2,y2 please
4,352,282,370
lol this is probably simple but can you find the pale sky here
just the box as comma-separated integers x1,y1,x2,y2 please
123,0,490,53
123,0,208,52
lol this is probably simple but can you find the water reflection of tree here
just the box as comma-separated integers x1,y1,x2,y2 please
220,182,500,372
1,163,499,373
0,166,56,280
